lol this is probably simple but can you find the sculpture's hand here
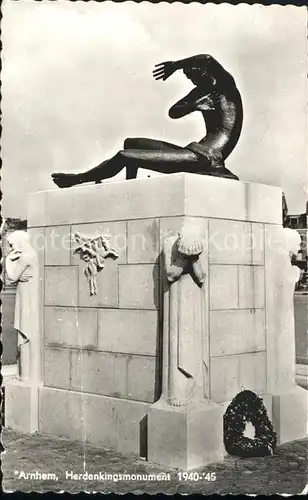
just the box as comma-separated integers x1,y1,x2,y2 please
153,61,177,81
7,250,22,262
191,259,205,286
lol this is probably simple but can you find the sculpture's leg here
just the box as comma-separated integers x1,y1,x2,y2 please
51,138,184,187
122,149,200,177
52,149,199,187
52,154,123,188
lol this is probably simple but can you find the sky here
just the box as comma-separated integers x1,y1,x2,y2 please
2,1,307,218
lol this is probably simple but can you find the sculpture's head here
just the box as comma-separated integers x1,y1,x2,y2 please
183,54,214,86
183,54,235,89
7,230,31,253
183,66,214,87
177,225,204,257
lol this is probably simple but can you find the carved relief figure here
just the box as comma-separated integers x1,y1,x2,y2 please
161,224,209,407
74,232,119,295
52,54,243,188
5,231,39,381
266,226,302,393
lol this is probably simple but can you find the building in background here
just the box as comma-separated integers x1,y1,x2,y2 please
288,202,308,293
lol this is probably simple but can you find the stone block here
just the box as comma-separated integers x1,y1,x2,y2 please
78,258,119,308
27,190,47,227
210,309,265,357
245,183,282,225
45,307,97,349
45,266,78,307
127,219,160,264
239,352,266,395
238,265,265,309
251,223,264,265
210,352,266,403
28,226,46,257
210,355,240,403
272,386,308,444
98,309,158,356
209,265,239,310
5,380,39,433
127,355,157,403
148,400,224,470
45,226,71,266
261,394,273,422
82,392,150,456
29,175,282,227
44,347,71,390
160,216,185,245
70,350,127,398
42,174,185,226
39,387,150,456
39,387,84,442
185,174,247,221
119,264,159,310
209,220,252,264
185,176,280,223
71,221,127,265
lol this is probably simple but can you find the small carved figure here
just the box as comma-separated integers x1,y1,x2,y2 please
5,231,39,381
52,54,243,188
161,224,209,407
74,232,119,295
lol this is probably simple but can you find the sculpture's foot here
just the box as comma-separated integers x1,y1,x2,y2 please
169,397,187,407
51,173,83,188
206,166,239,181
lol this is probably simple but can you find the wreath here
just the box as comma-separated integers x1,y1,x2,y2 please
223,390,277,458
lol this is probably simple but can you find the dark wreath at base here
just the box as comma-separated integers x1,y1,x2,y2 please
223,390,277,458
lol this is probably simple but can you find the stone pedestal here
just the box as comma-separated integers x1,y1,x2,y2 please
5,173,306,466
272,386,308,444
5,379,39,433
148,399,224,470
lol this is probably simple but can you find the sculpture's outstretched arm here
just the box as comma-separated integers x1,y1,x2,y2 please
174,54,211,70
153,54,235,89
153,54,211,81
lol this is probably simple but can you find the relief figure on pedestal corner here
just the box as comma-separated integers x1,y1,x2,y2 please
160,224,209,407
51,54,243,188
5,231,39,382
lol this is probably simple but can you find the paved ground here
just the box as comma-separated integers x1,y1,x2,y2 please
1,429,307,495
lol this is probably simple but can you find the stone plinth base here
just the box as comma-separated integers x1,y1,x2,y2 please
38,387,150,457
5,379,39,433
147,399,224,470
272,386,308,444
23,173,306,464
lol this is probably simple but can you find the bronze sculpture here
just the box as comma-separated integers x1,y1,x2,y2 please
52,54,243,188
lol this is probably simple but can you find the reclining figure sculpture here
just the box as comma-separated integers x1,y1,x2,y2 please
52,54,243,188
